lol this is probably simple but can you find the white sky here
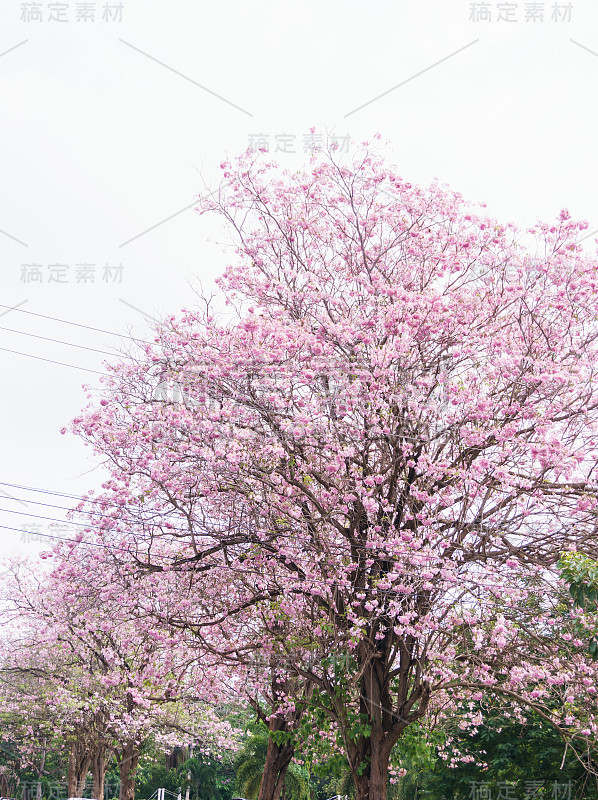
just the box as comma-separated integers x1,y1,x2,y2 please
1,0,598,577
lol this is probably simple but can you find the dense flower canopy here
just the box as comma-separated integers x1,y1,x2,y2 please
50,142,598,800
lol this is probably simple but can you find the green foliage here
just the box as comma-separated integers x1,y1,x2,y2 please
134,749,234,800
558,552,598,661
0,733,68,799
390,721,445,800
332,763,403,800
399,713,598,800
295,655,367,765
336,768,355,799
559,552,598,610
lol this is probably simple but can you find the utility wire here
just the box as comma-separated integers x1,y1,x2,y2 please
0,324,122,357
0,521,431,598
0,482,513,570
0,501,453,569
0,346,106,375
0,479,475,565
0,304,420,377
0,303,153,344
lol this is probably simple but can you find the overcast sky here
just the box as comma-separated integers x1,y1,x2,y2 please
1,0,597,577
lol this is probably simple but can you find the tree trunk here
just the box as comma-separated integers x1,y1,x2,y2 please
352,737,390,800
68,740,92,799
118,743,140,800
272,754,292,800
92,744,108,800
257,735,294,800
354,772,369,800
349,652,406,800
368,734,390,800
36,737,47,800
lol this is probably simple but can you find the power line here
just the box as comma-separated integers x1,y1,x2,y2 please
0,489,422,574
0,324,123,357
0,497,463,594
0,489,530,602
0,505,92,530
0,526,452,604
0,496,184,532
0,521,402,597
0,303,153,344
0,346,106,375
0,304,449,380
0,506,500,604
0,482,519,570
0,480,471,565
0,331,384,379
0,480,105,505
0,522,170,559
0,500,448,568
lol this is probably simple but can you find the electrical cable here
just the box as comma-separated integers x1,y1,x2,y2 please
0,303,153,343
0,482,520,570
0,346,106,375
0,521,437,600
0,501,454,576
0,325,122,357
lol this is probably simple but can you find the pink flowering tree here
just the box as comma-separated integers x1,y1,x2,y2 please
66,143,598,800
1,556,239,800
71,515,314,800
0,660,66,800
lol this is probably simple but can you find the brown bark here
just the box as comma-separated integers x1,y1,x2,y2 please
347,639,430,800
35,737,47,800
257,734,294,800
272,745,293,800
354,772,369,800
118,743,140,800
92,744,109,800
67,739,92,799
351,731,394,800
254,665,307,800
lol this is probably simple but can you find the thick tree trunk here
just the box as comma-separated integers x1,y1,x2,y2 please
92,744,108,800
68,741,92,799
272,752,293,800
351,735,391,800
369,734,390,800
118,743,140,800
257,735,294,800
354,772,369,800
349,641,431,800
349,649,409,800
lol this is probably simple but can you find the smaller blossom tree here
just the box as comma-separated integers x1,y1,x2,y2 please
1,554,239,800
